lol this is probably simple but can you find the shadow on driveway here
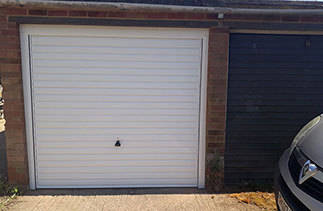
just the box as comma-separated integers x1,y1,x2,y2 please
24,188,208,196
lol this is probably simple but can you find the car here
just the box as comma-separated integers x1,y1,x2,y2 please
274,114,323,210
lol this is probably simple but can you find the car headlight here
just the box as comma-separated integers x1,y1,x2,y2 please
290,115,321,151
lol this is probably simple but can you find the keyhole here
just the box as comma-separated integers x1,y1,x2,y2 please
115,140,121,147
306,38,310,47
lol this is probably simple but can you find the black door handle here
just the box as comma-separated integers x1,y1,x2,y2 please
115,140,121,147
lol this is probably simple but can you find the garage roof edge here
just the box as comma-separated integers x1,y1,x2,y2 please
2,0,323,15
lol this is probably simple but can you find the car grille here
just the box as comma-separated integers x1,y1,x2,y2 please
277,175,309,210
288,149,323,203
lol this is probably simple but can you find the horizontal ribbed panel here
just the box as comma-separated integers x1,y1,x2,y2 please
30,33,202,188
225,34,323,185
37,179,197,188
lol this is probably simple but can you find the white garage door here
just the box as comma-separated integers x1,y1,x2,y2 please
21,25,208,188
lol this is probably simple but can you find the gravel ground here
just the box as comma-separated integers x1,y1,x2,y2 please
1,196,14,211
7,188,261,211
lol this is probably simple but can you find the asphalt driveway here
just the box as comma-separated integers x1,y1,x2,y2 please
7,188,261,211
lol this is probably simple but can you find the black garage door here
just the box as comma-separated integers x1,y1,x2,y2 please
225,34,323,184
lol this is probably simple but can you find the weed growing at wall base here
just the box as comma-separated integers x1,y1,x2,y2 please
0,178,21,210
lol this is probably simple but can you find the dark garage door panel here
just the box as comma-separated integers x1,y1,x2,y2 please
225,34,323,184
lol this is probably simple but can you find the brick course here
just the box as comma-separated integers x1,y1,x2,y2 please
28,9,47,16
1,5,323,189
88,11,107,18
68,10,87,17
48,10,68,17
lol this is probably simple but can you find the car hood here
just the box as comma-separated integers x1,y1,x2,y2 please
298,118,323,168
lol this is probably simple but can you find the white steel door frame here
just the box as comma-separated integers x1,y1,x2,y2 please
20,25,209,190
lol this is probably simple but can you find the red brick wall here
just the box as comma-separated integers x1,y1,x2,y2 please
1,5,320,188
0,7,230,188
5,8,212,20
205,28,229,190
207,27,229,156
0,7,27,186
